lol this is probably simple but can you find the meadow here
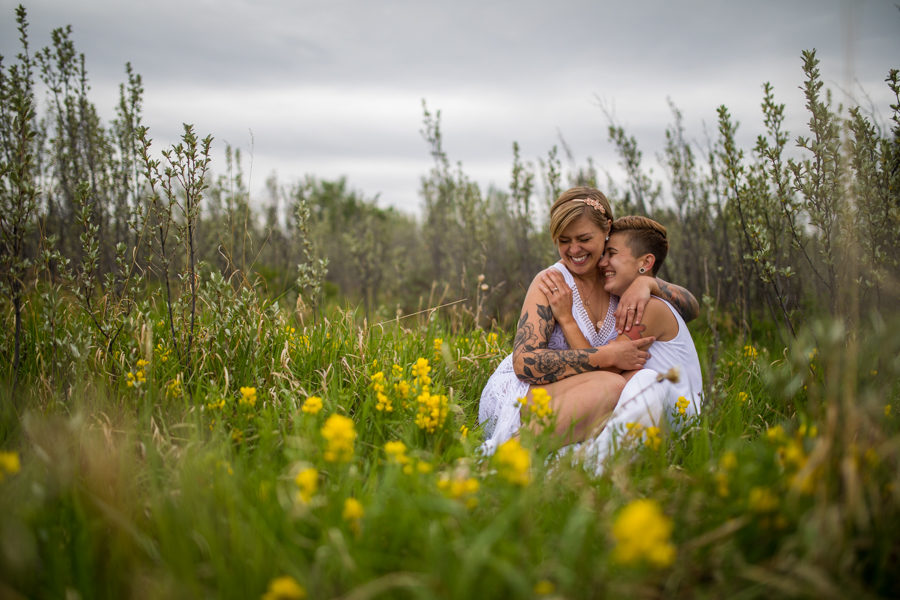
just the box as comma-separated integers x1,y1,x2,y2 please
1,5,899,599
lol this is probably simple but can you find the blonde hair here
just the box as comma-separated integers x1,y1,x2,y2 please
548,187,614,242
610,215,668,275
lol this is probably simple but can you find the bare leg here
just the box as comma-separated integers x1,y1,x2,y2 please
521,371,625,445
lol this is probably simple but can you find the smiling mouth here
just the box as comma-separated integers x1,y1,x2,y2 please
569,254,589,265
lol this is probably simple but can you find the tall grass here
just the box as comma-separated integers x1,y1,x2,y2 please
0,287,898,598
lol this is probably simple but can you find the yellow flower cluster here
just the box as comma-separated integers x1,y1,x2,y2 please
207,397,226,410
437,474,479,508
343,497,364,535
321,414,357,463
747,486,778,512
743,344,759,360
126,359,149,388
415,389,449,433
675,396,690,415
0,451,21,482
301,396,323,415
262,575,306,600
155,343,172,363
166,378,182,399
370,371,392,412
240,386,257,407
494,439,531,486
411,358,431,388
295,467,318,503
737,391,749,404
772,423,820,494
384,440,409,466
433,337,443,360
611,498,676,567
518,388,553,423
644,426,662,450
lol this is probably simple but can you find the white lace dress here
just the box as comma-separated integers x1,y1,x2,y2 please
477,262,619,454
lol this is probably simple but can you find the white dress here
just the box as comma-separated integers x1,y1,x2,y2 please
574,296,704,474
477,262,619,454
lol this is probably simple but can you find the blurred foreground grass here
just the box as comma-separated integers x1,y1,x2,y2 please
0,302,898,599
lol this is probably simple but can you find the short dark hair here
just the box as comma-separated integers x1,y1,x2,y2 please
610,216,668,275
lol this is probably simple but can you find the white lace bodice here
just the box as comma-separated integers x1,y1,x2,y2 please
477,262,618,453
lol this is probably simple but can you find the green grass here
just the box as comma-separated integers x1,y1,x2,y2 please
0,290,898,599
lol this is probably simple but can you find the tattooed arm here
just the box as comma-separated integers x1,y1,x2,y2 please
512,275,654,385
614,276,699,333
656,278,699,322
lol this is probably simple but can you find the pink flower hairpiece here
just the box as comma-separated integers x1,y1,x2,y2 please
572,197,606,215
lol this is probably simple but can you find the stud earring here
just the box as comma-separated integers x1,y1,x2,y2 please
605,236,609,241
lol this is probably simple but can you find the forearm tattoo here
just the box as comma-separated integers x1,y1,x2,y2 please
657,279,700,322
513,304,598,384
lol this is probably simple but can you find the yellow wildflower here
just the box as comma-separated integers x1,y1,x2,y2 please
748,486,778,513
166,378,182,399
526,388,554,420
240,386,257,406
533,580,555,596
416,460,433,474
393,379,411,400
644,426,662,450
411,357,432,388
301,396,323,415
743,344,758,360
384,440,409,466
321,414,357,463
433,338,443,359
262,575,307,600
736,391,748,404
415,390,448,433
0,451,21,482
391,363,403,378
612,499,676,567
438,474,480,508
719,451,737,471
886,405,892,417
207,397,226,410
494,439,531,486
765,425,785,442
459,425,469,439
343,497,364,535
295,467,318,503
675,396,690,415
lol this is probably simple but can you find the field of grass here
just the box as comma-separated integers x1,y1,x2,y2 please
0,286,897,600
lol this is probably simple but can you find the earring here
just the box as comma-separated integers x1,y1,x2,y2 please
639,267,646,274
605,236,609,241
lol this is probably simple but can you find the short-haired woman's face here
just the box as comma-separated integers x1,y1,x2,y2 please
598,232,642,296
555,214,607,277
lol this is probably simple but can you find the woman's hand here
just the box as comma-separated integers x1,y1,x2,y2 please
604,336,655,371
537,268,574,325
615,275,659,334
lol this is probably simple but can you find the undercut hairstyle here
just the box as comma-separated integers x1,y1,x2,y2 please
548,187,614,242
611,216,668,275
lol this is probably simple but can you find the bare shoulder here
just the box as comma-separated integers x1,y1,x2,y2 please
642,297,678,341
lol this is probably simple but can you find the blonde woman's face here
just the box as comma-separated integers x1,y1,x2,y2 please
555,214,607,277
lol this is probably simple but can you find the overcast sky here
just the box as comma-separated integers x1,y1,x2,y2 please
2,0,898,215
